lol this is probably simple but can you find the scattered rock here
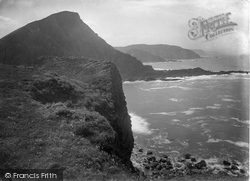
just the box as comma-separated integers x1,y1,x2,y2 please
232,160,239,166
191,157,197,162
166,164,173,170
223,160,231,166
141,153,245,179
178,158,186,162
192,169,201,174
186,162,196,169
162,154,168,159
175,162,184,168
166,159,172,166
184,153,191,159
138,148,143,153
147,156,156,162
231,165,239,170
240,169,246,174
212,169,220,175
144,162,158,169
146,150,153,155
156,164,163,170
159,158,167,163
195,160,206,169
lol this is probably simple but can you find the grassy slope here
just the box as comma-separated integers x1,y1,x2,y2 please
0,59,138,180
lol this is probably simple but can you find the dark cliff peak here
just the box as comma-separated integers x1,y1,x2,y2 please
115,44,200,60
46,11,80,19
0,11,153,80
34,11,81,25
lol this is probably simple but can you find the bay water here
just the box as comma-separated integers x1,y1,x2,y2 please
123,56,249,169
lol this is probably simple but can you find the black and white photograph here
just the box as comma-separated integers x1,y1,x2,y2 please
0,0,249,180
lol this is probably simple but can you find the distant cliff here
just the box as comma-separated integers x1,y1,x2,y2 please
126,49,166,62
115,44,201,61
0,57,134,179
191,49,207,56
0,11,153,80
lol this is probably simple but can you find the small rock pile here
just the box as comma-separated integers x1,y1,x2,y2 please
142,153,209,179
133,150,248,180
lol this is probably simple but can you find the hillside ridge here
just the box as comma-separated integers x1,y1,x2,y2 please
115,44,201,61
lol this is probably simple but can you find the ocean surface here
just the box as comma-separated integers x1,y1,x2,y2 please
143,56,249,71
123,56,249,168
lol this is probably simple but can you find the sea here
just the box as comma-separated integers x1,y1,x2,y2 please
123,56,249,169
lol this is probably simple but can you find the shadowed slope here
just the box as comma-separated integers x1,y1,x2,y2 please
0,11,153,80
116,44,201,60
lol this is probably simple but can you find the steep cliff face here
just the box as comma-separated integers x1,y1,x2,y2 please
0,11,153,80
36,56,134,167
0,57,134,178
116,44,201,60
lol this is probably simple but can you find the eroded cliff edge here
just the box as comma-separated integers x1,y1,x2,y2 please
0,56,134,179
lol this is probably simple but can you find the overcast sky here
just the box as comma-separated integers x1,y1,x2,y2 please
0,0,248,55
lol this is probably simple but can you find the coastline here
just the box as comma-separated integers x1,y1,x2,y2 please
131,147,249,180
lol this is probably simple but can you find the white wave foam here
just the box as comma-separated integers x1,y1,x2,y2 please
186,75,217,80
150,112,176,116
129,113,152,135
186,73,250,81
143,85,193,91
207,138,249,148
207,104,221,109
188,116,207,121
153,134,172,144
182,107,204,115
123,80,146,84
222,98,235,102
218,95,232,98
170,98,184,102
182,110,195,115
231,117,250,125
170,98,178,102
150,86,171,90
169,86,192,90
139,88,151,91
210,116,228,122
172,119,181,122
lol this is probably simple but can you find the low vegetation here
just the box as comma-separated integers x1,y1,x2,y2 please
0,63,137,180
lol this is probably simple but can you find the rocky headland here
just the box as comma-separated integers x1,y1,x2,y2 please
115,44,201,62
0,56,137,180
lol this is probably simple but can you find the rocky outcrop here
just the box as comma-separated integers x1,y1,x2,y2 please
0,56,134,174
131,149,248,180
36,56,134,167
116,44,201,60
